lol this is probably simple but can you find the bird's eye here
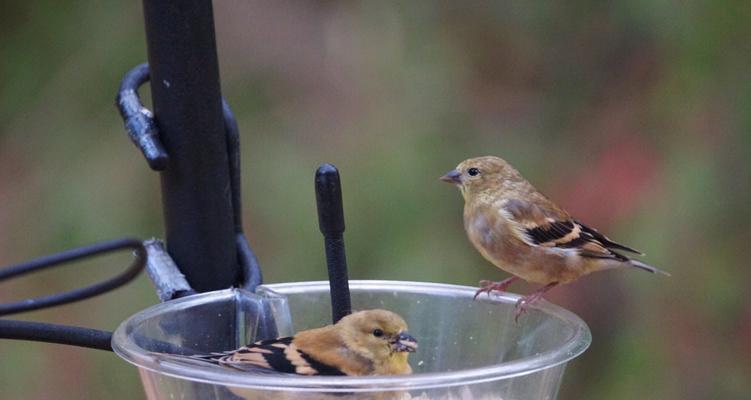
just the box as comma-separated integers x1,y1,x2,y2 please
468,168,480,176
372,329,384,337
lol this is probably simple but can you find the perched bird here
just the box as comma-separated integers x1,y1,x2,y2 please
441,156,668,320
190,309,417,376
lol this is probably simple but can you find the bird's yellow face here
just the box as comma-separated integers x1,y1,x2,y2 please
338,309,417,361
440,156,518,200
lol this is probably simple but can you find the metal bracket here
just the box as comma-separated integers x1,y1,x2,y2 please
116,64,262,292
143,239,194,302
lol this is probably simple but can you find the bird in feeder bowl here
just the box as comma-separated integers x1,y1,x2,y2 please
188,309,416,376
442,156,669,320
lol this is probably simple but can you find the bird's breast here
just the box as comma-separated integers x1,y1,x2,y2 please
463,207,517,262
464,203,591,284
464,204,565,283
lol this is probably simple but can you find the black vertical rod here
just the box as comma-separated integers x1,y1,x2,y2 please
315,164,352,324
142,0,238,291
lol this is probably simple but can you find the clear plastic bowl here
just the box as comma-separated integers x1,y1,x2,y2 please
112,281,590,399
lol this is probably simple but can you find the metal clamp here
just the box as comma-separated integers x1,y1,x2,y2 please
116,64,262,293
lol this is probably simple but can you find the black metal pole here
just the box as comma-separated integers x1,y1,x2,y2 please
142,0,238,291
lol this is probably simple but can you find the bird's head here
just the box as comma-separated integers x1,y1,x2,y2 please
440,156,521,200
337,309,418,362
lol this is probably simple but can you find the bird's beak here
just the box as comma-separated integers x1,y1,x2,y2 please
440,169,462,185
391,332,418,353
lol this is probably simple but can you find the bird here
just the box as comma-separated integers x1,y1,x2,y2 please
186,309,417,376
441,156,668,320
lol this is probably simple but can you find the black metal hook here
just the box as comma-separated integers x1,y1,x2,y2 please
315,164,352,324
116,63,169,171
116,64,262,292
223,100,263,292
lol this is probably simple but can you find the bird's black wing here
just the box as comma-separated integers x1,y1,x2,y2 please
526,220,577,245
503,198,644,261
575,221,643,255
196,337,346,376
528,219,637,261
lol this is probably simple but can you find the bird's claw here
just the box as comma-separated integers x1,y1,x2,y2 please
473,280,495,300
473,277,518,300
513,297,531,323
513,282,559,323
513,292,545,323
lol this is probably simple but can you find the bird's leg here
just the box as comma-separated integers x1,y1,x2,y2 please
473,276,520,300
514,282,558,322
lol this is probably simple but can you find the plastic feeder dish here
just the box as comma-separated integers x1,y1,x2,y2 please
113,281,590,399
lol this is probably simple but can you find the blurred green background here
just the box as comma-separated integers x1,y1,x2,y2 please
2,1,750,399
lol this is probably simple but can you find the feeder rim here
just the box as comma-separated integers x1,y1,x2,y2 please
112,280,591,392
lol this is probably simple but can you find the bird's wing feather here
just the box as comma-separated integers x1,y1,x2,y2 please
575,221,644,255
501,198,641,260
206,337,346,376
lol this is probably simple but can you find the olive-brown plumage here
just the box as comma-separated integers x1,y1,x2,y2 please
441,156,667,319
192,309,417,376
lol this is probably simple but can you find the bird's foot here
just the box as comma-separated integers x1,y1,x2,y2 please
473,276,519,300
513,293,544,322
513,282,559,323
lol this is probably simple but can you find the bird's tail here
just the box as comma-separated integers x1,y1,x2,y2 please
628,259,671,276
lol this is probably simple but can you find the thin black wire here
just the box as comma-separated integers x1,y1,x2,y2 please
0,238,146,316
0,320,113,351
0,238,146,351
